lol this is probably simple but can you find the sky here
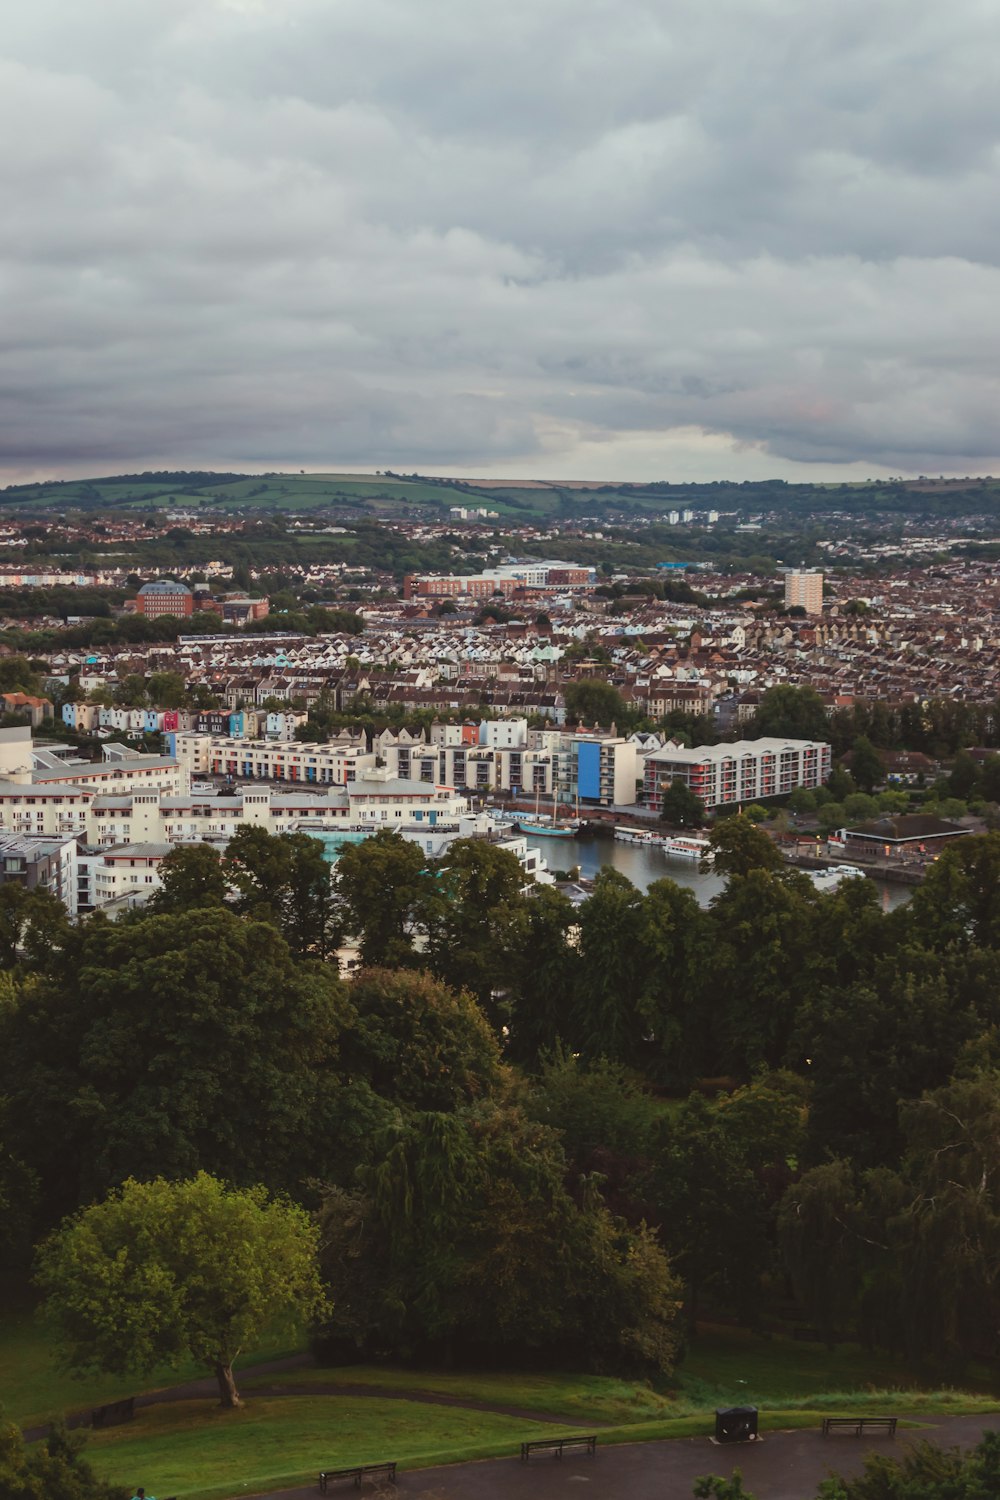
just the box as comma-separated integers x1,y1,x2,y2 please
3,0,1000,486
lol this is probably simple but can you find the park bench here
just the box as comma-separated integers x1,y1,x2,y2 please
90,1397,134,1428
520,1435,597,1461
822,1416,897,1438
318,1460,397,1490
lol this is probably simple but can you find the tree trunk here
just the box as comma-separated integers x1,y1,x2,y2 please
215,1361,243,1408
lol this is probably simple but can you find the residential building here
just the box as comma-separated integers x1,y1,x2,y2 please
134,579,194,618
644,737,831,812
784,570,824,616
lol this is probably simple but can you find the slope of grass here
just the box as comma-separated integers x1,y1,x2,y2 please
84,1396,580,1500
241,1365,673,1423
0,1309,306,1429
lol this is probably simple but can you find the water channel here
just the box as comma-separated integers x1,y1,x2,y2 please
524,831,913,911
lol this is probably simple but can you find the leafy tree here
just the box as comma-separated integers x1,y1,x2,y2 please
749,684,829,741
909,832,1000,952
708,814,783,876
949,749,981,802
659,778,705,828
644,1093,773,1324
334,829,436,966
563,678,626,727
343,968,503,1111
826,765,855,800
788,787,816,814
777,1160,866,1348
0,1418,126,1500
843,792,879,821
849,735,884,794
227,826,337,957
112,674,148,708
319,1102,682,1372
424,839,526,1020
0,907,349,1226
147,670,188,710
36,1172,327,1407
694,1475,757,1500
149,842,229,913
705,868,816,1075
572,870,649,1063
816,1432,1000,1499
638,877,715,1083
0,883,71,972
505,885,578,1066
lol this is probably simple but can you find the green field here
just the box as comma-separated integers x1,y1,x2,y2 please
0,1309,306,1430
84,1395,580,1500
12,1313,999,1500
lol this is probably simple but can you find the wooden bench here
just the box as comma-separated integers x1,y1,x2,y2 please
822,1417,897,1438
520,1435,597,1461
318,1461,397,1491
90,1397,135,1429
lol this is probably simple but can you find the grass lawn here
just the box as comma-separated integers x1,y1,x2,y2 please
84,1396,580,1500
241,1364,674,1423
241,1322,1000,1424
674,1324,1000,1412
0,1308,306,1429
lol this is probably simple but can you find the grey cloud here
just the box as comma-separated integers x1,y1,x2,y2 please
3,0,1000,482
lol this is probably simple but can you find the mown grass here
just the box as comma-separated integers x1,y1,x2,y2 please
241,1364,674,1423
84,1395,581,1500
0,1308,307,1429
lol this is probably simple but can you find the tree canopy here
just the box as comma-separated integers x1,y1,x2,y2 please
36,1172,327,1407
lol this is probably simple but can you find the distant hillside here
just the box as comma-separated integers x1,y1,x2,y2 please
3,469,1000,520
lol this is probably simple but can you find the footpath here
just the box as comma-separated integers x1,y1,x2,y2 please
253,1411,1000,1500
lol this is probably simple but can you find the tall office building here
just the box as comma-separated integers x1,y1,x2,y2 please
784,569,823,615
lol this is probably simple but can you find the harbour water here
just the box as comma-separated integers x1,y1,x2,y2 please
524,831,912,911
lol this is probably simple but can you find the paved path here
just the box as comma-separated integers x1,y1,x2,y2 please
252,1412,1000,1500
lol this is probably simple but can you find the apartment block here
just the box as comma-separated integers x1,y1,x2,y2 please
644,737,831,812
784,570,824,616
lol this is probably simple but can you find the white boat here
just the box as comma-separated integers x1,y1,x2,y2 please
662,836,713,861
614,825,664,846
809,864,867,889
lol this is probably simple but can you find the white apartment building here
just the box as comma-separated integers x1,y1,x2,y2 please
83,771,473,850
644,737,831,812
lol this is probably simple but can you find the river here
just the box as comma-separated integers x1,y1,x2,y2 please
524,832,912,911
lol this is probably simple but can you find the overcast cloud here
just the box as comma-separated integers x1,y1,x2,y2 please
3,0,1000,483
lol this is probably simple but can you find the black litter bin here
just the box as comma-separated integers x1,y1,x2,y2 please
715,1406,759,1443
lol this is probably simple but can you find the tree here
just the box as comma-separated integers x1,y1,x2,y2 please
424,839,526,1021
563,678,626,727
816,1432,1000,1499
659,778,705,828
0,883,71,972
318,1101,682,1372
694,1475,757,1500
749,685,829,741
950,748,981,801
343,968,502,1112
227,827,338,957
37,1172,327,1407
0,1419,126,1500
147,670,188,710
334,829,436,966
0,907,348,1226
505,885,578,1066
572,870,649,1063
150,842,229,914
849,736,884,794
707,814,783,876
112,674,148,708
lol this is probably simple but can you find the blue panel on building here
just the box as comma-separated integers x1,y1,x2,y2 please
577,741,601,800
